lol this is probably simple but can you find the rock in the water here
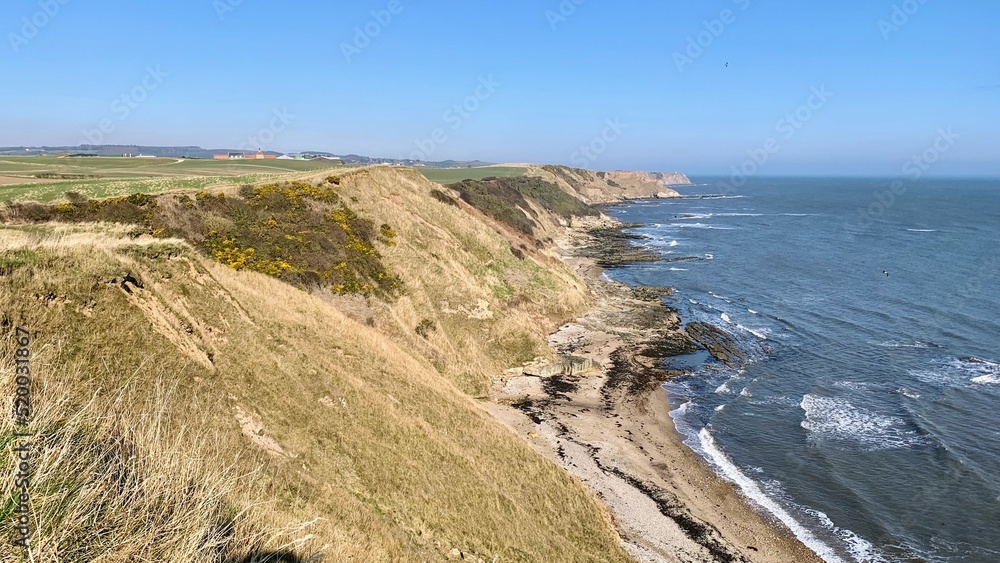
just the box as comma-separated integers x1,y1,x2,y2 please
685,322,745,367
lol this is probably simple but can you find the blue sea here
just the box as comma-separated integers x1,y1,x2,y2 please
604,177,1000,562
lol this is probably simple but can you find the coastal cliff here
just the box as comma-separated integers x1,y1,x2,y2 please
0,164,807,562
529,164,691,203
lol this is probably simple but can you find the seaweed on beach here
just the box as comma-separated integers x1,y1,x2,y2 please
542,374,580,401
602,466,748,563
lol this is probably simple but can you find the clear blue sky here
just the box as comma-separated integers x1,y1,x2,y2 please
2,0,997,176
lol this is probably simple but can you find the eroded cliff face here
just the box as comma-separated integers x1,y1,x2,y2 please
530,165,691,204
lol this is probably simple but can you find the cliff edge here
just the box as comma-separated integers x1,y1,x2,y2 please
527,165,691,204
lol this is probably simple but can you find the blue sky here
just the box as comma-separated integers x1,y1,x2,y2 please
2,0,997,176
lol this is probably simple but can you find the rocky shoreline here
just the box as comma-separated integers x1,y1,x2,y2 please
488,216,821,563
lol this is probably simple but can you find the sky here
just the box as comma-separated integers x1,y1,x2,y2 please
2,0,998,176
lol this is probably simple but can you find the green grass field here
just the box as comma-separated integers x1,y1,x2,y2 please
0,157,343,202
417,166,527,184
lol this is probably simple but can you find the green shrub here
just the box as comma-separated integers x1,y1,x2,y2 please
446,176,598,236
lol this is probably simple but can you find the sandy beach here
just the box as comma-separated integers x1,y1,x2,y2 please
488,216,823,563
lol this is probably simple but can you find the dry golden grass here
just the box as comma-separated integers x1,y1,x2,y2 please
0,186,630,563
326,167,590,395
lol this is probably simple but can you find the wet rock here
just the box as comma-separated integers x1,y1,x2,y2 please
633,285,674,301
685,322,745,368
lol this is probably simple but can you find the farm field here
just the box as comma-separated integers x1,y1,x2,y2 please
0,156,343,202
417,165,527,184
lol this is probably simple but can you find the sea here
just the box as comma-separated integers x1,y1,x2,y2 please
603,177,1000,563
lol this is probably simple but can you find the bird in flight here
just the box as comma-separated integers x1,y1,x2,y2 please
725,62,729,68
883,270,890,277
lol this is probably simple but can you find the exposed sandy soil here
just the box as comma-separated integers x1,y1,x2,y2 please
487,218,823,563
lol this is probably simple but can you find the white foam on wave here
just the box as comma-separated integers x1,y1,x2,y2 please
668,240,679,247
876,339,941,349
968,359,1000,385
748,309,759,315
911,357,1000,386
704,253,715,260
905,228,938,232
758,479,889,563
801,506,890,563
800,395,924,450
697,428,849,563
721,313,733,324
669,267,689,272
669,223,735,230
736,323,769,340
833,380,877,392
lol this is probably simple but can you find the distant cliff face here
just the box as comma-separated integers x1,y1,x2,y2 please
532,165,690,204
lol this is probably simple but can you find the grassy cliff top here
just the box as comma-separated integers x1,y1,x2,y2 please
0,165,631,562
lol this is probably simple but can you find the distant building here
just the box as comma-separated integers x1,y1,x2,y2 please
276,154,295,160
312,156,343,164
215,149,276,160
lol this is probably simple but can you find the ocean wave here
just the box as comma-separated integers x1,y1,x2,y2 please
759,480,890,563
697,428,849,563
674,212,762,219
965,357,1000,385
669,267,689,271
668,223,736,230
736,323,769,340
800,395,925,450
801,507,890,563
668,240,679,247
911,357,1000,386
718,312,769,340
874,339,943,349
905,228,939,233
833,380,879,392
